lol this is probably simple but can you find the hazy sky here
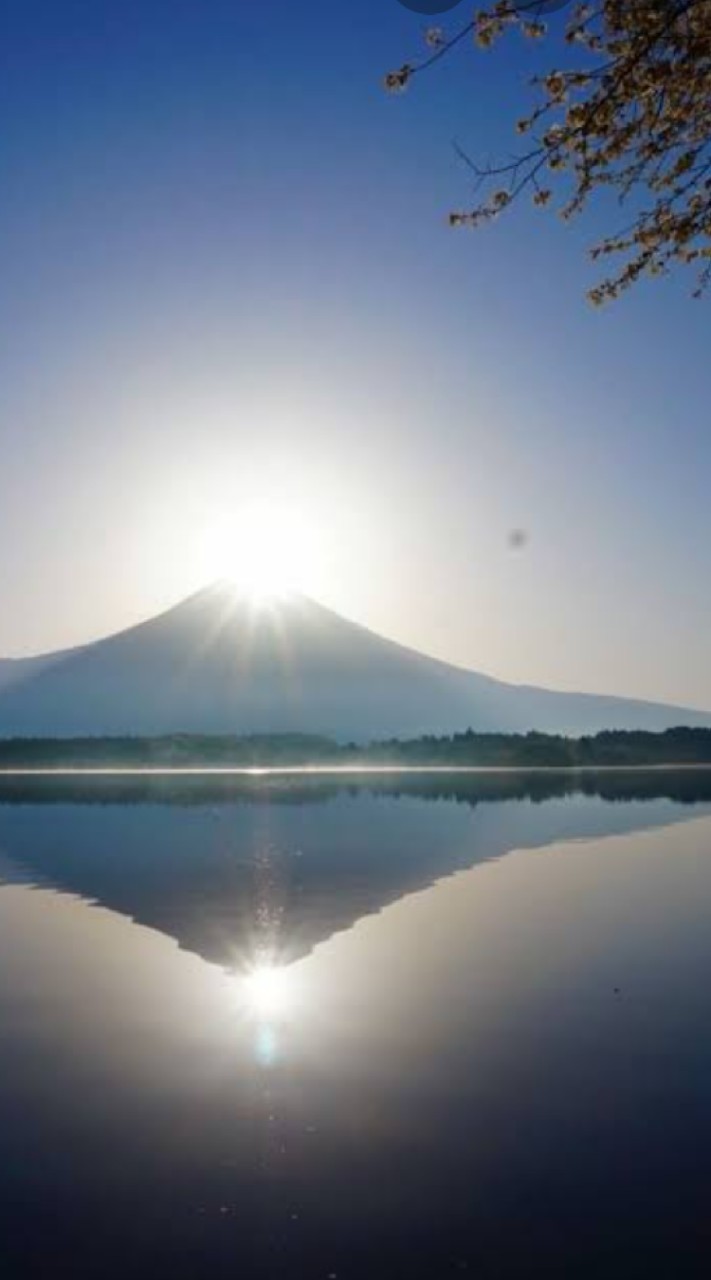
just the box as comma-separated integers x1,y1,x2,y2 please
1,0,710,709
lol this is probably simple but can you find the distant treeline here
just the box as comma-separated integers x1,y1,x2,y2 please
1,727,711,769
369,727,711,768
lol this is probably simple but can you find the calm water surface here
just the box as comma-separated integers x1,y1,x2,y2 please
2,770,711,1278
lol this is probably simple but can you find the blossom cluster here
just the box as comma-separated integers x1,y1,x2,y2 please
387,0,711,301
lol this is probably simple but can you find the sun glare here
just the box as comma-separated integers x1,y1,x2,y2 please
199,501,319,602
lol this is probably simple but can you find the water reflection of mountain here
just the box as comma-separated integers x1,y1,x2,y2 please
0,770,709,969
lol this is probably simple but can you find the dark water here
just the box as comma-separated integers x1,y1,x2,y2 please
2,770,711,1279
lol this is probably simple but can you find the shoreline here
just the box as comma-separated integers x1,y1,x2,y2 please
2,763,711,778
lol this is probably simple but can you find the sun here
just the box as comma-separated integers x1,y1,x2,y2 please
199,501,319,602
227,536,295,601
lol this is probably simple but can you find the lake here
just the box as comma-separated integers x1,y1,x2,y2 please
1,769,711,1278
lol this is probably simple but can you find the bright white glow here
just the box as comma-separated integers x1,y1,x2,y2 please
243,964,294,1020
198,500,321,602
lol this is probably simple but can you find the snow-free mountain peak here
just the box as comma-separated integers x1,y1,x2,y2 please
0,583,709,739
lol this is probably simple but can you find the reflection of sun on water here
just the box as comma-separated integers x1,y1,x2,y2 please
239,961,300,1068
243,963,294,1020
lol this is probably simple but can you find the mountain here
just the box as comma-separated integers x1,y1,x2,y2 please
0,650,69,694
0,581,708,739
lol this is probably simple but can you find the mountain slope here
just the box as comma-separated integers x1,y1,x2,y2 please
0,650,70,694
0,582,708,738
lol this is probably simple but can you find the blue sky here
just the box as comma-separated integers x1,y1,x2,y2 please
1,0,709,709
